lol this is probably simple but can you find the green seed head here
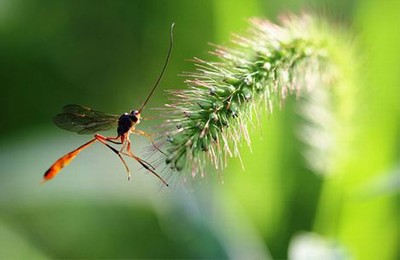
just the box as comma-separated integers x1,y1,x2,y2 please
160,14,341,180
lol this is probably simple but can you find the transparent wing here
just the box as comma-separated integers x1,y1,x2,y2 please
53,104,119,134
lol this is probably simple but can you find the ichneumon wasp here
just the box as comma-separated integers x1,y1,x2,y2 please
42,24,175,187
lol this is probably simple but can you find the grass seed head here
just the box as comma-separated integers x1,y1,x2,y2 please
160,14,341,181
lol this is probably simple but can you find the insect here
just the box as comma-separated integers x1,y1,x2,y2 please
42,24,175,187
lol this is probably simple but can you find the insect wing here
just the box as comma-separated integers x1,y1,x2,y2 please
53,104,119,134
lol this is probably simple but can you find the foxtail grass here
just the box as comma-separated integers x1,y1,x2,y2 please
160,13,354,180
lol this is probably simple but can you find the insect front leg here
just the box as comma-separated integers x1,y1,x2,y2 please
133,129,166,155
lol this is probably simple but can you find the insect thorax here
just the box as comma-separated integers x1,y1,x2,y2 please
117,113,139,136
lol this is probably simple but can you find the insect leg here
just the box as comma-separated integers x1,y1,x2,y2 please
94,134,132,180
95,134,122,144
122,136,169,187
133,129,167,155
43,138,97,183
94,134,128,154
123,134,155,170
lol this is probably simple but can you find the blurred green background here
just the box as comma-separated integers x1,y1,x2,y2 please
0,0,399,259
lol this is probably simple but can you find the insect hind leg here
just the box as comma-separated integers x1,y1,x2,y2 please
94,134,131,180
95,134,122,144
122,137,169,187
122,136,155,170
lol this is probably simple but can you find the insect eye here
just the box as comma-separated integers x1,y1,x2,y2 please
130,110,139,116
129,110,140,122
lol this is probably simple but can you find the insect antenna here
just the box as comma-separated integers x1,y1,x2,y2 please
139,23,175,113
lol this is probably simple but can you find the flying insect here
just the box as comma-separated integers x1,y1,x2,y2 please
42,24,175,187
